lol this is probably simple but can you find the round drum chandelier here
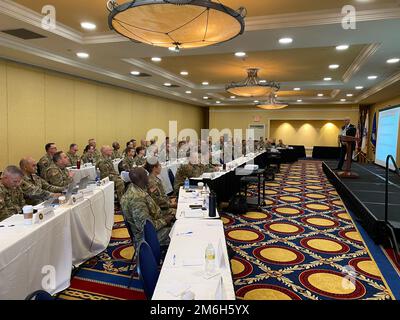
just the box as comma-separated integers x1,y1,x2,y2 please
107,0,246,50
226,68,280,98
256,93,288,110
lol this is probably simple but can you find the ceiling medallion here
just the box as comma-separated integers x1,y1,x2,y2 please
226,68,280,97
107,0,246,50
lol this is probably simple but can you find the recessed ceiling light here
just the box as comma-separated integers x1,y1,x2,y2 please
203,96,209,100
216,101,221,104
76,52,89,59
355,86,364,90
324,77,332,81
387,58,400,64
202,81,209,86
185,90,192,94
130,71,141,76
336,45,349,51
368,75,378,80
151,57,162,62
340,99,347,102
259,80,267,83
180,71,189,76
163,82,172,87
235,52,246,57
346,94,354,97
254,100,259,103
329,64,340,69
297,99,302,102
80,22,97,30
279,37,293,44
317,93,324,97
230,96,236,99
294,87,301,91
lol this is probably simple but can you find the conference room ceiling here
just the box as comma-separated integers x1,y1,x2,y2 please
0,0,400,107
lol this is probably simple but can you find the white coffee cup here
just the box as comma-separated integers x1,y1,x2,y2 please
23,205,34,225
198,182,204,188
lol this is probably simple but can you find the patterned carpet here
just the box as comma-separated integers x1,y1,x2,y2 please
58,212,146,300
222,161,394,300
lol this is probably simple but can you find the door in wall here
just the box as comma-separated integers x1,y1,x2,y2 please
248,124,266,141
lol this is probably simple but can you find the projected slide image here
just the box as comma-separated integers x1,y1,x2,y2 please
375,106,400,169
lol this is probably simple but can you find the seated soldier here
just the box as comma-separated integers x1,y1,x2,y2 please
37,142,57,177
173,152,216,194
134,146,146,167
121,147,136,172
81,145,96,164
121,167,174,247
43,151,74,188
66,143,80,167
111,141,122,160
276,139,287,148
144,159,177,217
0,166,25,222
20,157,63,205
96,146,126,202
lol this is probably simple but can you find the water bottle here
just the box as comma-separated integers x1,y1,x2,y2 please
184,177,190,190
205,243,216,275
95,168,101,185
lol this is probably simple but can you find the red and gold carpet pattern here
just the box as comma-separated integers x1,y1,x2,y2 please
222,161,394,300
58,212,146,300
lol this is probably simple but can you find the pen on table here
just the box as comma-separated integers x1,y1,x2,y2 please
0,225,15,228
176,231,193,236
173,254,176,266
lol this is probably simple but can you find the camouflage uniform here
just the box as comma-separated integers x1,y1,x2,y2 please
0,182,25,222
121,183,171,246
112,150,123,160
37,154,53,178
173,163,209,194
93,149,101,163
148,174,175,217
43,163,72,188
21,174,64,205
81,152,95,164
121,156,135,172
66,151,80,167
134,156,146,167
96,155,125,201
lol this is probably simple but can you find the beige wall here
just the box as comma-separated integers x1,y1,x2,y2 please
368,96,400,163
270,120,344,147
209,105,359,147
0,59,207,169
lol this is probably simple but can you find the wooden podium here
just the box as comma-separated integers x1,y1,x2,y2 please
338,135,360,179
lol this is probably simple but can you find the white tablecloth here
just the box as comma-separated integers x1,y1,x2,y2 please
159,160,186,195
152,187,234,300
0,182,114,300
68,165,96,184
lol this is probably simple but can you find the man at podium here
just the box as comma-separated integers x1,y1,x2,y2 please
335,117,357,170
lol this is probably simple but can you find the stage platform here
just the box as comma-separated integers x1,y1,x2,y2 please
323,161,400,244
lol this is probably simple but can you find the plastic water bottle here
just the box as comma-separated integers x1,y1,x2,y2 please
205,243,216,275
95,168,101,185
184,177,190,190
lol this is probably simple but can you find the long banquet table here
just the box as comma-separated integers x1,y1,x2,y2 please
152,187,235,300
0,182,114,300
